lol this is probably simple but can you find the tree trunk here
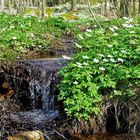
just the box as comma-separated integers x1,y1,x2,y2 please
104,0,107,16
132,0,136,16
124,0,129,16
138,0,140,14
0,0,4,11
120,0,125,17
71,0,77,11
41,0,46,18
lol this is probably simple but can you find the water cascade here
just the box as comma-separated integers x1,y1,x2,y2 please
9,58,65,125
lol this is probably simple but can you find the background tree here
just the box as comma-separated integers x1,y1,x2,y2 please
0,0,4,11
71,0,77,10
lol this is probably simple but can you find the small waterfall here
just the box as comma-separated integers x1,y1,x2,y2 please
42,74,53,111
10,58,65,124
29,71,54,111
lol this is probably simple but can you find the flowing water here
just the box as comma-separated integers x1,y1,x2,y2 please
10,57,65,125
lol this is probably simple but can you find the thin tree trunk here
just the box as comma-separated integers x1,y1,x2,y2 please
132,0,136,16
113,0,117,7
0,0,4,11
71,0,77,11
124,0,129,16
41,0,46,18
138,0,140,14
120,0,125,17
8,0,12,13
104,0,107,16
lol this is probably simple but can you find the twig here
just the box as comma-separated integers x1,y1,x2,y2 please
87,0,102,29
53,130,68,140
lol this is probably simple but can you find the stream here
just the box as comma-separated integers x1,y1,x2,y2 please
9,57,66,125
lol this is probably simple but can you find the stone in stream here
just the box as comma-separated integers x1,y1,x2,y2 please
5,130,44,140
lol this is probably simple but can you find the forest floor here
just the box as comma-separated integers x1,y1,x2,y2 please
0,10,140,140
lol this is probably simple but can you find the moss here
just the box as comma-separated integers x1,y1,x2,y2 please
61,12,79,20
46,7,54,17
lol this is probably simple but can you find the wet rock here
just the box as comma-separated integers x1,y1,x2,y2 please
10,109,59,124
5,130,44,140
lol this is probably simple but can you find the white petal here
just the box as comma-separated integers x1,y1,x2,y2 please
93,58,99,63
75,43,82,48
62,55,71,60
99,67,105,71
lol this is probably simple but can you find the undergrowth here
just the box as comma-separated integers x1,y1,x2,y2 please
59,17,140,122
0,13,74,61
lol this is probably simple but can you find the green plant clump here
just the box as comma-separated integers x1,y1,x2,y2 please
0,13,72,61
59,17,140,120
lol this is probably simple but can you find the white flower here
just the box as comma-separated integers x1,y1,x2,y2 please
98,54,104,57
78,34,84,40
83,62,88,66
103,58,108,62
86,29,92,32
98,29,105,34
107,54,113,58
107,44,113,48
38,45,42,48
130,40,136,45
20,24,24,28
2,28,6,31
12,36,17,40
82,55,89,59
93,58,99,63
23,15,29,18
122,24,134,28
74,81,78,85
93,25,97,27
117,58,124,62
123,17,129,20
10,26,15,29
62,55,71,60
113,26,118,30
135,24,139,27
85,33,92,37
77,65,82,68
129,17,133,21
105,18,109,21
76,62,82,68
121,50,126,53
110,58,116,62
129,31,136,34
126,18,133,23
77,62,82,65
75,43,82,48
113,33,118,36
30,33,35,38
99,67,105,71
45,14,48,17
110,27,115,32
16,56,21,59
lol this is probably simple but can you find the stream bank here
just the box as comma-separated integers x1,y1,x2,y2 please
0,56,140,140
0,33,75,139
